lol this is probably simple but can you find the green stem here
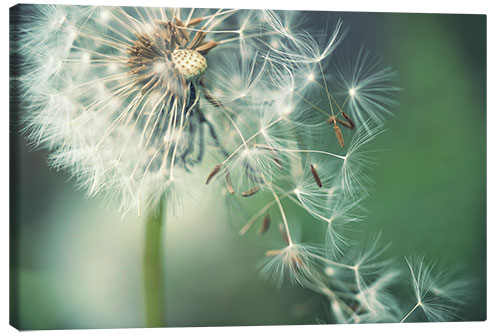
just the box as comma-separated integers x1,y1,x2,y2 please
143,198,166,327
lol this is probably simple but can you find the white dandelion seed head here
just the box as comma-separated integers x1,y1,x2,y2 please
15,4,286,215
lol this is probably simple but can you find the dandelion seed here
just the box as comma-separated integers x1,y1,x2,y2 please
224,171,235,194
257,213,271,236
310,163,323,188
332,46,401,125
332,116,354,129
334,124,345,147
206,164,222,185
339,122,385,197
340,111,355,128
241,185,261,197
401,256,472,322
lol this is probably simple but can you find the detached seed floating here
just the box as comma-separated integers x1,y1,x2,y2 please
310,164,323,188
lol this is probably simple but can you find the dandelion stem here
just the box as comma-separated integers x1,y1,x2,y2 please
143,197,166,327
400,302,420,323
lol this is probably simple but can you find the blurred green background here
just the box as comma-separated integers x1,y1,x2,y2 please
10,10,486,329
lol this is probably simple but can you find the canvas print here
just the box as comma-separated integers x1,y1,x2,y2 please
9,3,486,329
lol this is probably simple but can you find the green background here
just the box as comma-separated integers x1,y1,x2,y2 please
10,10,486,329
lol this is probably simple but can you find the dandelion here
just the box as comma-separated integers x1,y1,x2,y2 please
12,3,472,327
13,4,286,327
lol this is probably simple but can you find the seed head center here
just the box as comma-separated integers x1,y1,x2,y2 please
172,49,207,81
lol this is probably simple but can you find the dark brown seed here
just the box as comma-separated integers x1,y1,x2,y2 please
241,186,260,197
206,164,222,185
225,172,235,194
336,118,353,129
257,214,271,236
334,125,345,148
310,164,322,188
341,111,355,129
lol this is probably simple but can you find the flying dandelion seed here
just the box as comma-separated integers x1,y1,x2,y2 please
401,256,473,322
12,4,475,327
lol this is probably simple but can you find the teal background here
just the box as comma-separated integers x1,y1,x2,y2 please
10,10,486,329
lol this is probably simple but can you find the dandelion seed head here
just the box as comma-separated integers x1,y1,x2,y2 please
16,5,279,214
